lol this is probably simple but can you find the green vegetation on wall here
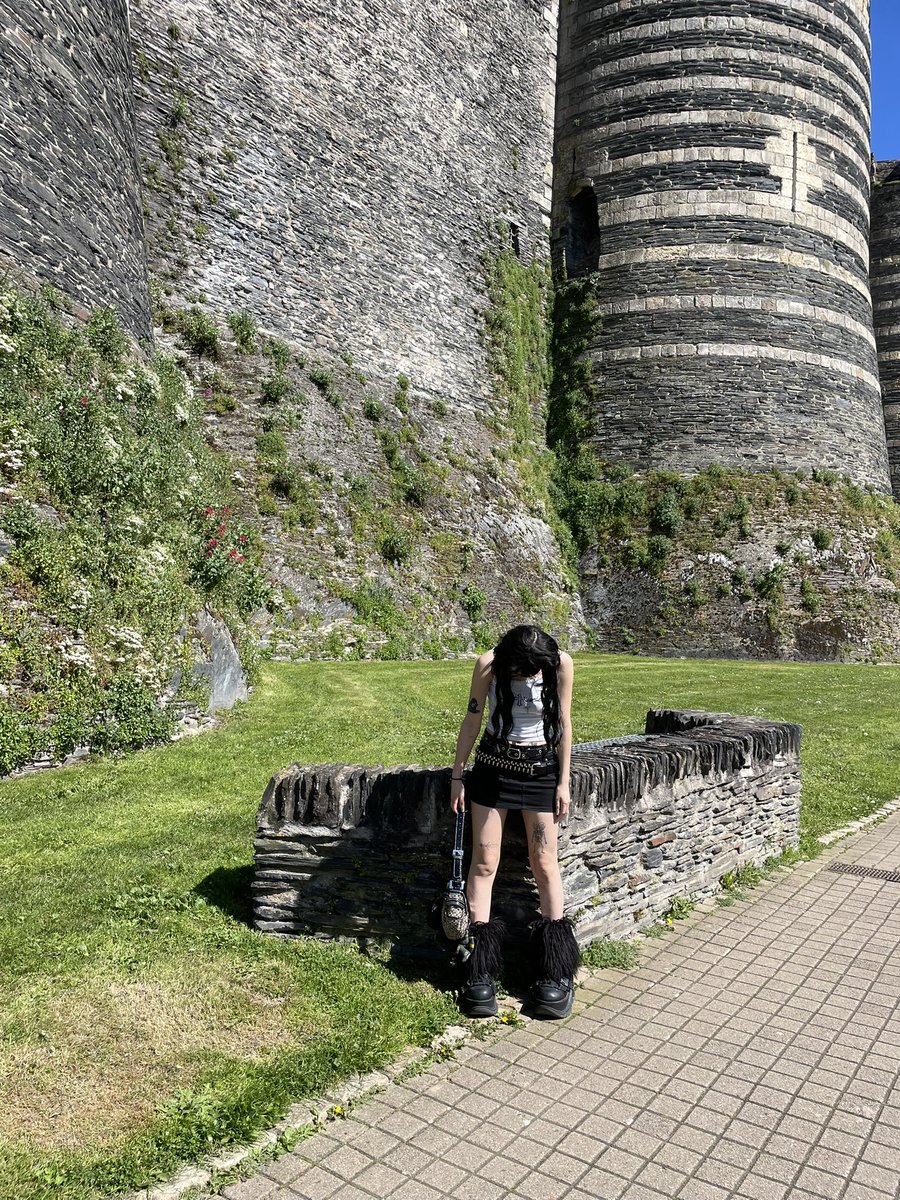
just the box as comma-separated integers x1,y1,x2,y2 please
481,240,552,511
0,285,268,775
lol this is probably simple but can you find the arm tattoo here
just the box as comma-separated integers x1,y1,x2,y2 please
532,822,548,851
467,697,480,714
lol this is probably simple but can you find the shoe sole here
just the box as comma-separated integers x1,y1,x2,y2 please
530,994,573,1020
460,1000,499,1018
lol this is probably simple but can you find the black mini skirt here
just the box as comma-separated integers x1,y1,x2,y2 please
465,758,558,813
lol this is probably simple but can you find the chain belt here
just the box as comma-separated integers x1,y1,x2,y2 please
473,747,558,778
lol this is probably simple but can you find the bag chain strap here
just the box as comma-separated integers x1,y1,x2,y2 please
449,808,465,892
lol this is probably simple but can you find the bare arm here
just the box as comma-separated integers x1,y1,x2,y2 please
554,651,574,823
450,651,493,813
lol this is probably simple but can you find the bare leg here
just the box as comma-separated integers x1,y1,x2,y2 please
466,803,507,923
522,811,564,920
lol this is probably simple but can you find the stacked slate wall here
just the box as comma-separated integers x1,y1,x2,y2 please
552,0,890,492
130,0,559,408
871,161,900,501
0,0,149,336
252,709,801,952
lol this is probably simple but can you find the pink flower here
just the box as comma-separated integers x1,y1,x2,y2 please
202,387,213,399
78,396,89,407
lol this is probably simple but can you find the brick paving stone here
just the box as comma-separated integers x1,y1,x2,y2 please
222,1178,277,1200
735,1178,793,1200
439,1140,494,1173
213,817,900,1200
478,1154,531,1189
386,1143,432,1176
314,1145,371,1182
259,1155,308,1185
352,1160,406,1195
593,1145,646,1180
571,1170,630,1200
850,1160,900,1192
390,1180,443,1200
792,1165,845,1199
281,1167,339,1200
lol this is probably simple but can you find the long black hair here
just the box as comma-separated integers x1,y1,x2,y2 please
489,625,562,747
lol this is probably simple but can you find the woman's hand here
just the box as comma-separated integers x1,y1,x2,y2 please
554,783,570,824
451,778,465,814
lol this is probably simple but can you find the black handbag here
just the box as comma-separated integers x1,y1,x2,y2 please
427,808,470,941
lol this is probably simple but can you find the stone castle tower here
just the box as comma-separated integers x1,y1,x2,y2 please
0,0,897,497
871,160,900,497
553,0,891,494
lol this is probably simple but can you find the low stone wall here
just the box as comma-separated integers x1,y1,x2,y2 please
252,709,801,952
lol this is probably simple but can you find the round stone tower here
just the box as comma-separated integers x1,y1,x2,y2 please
553,0,891,493
871,162,900,500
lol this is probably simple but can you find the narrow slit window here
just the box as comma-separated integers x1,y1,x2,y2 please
791,132,799,213
565,188,600,277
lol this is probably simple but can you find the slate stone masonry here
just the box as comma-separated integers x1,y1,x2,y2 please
252,708,801,952
552,0,892,493
0,0,150,337
871,161,900,502
129,0,559,409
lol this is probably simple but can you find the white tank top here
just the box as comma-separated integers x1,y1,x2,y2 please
487,674,545,743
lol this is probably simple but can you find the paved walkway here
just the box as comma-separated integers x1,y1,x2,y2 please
222,816,900,1200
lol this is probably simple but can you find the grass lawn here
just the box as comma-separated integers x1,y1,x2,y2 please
1,654,897,1199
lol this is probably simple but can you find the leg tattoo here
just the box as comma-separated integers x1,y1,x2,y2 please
531,821,548,852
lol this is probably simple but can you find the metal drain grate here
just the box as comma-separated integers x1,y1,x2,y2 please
828,862,900,884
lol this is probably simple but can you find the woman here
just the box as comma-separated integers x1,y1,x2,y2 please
449,624,580,1020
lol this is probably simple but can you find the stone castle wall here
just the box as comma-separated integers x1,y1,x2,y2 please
130,0,559,407
252,709,801,951
0,0,150,336
871,161,900,501
553,0,891,493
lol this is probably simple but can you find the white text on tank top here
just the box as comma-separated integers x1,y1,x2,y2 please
488,674,544,743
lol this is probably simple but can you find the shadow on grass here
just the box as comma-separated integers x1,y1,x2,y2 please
195,863,255,924
193,860,537,1002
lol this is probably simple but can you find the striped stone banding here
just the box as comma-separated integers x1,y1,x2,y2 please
596,294,876,352
578,23,870,102
598,313,878,379
580,56,869,128
595,192,871,266
569,82,871,170
870,165,900,498
586,110,872,186
553,0,889,492
591,161,782,203
578,0,870,65
594,146,870,227
595,247,872,308
595,219,869,281
597,340,877,380
808,185,868,239
811,139,870,197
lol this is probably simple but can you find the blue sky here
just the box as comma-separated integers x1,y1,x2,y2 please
872,0,900,159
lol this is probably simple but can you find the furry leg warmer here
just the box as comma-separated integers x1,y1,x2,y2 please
529,916,580,1019
456,918,505,1018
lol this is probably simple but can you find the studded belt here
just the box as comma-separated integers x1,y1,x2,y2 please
473,739,558,778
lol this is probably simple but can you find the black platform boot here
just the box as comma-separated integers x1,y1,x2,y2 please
456,919,505,1018
529,917,580,1020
